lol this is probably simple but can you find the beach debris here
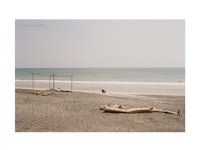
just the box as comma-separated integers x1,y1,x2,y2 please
101,89,106,93
100,104,180,116
31,91,52,96
100,104,128,110
178,110,180,115
56,88,71,92
32,91,40,95
42,92,52,96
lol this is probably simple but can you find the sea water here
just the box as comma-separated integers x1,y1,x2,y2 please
15,68,185,95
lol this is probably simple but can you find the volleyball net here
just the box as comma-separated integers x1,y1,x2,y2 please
31,72,73,91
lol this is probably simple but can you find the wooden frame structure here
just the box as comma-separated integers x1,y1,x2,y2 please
31,72,73,91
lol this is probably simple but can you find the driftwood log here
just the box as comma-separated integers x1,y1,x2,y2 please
32,91,52,96
100,104,180,116
100,104,128,110
56,88,70,92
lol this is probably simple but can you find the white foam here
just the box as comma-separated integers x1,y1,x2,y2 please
15,79,185,95
15,79,185,85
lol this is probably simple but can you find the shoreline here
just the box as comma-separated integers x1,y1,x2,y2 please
15,79,185,96
15,79,185,85
15,87,185,97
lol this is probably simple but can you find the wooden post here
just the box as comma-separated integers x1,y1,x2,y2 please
49,75,51,90
32,73,34,90
66,76,68,91
71,75,73,92
53,74,55,90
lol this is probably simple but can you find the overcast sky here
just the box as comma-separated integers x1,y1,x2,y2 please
15,20,185,68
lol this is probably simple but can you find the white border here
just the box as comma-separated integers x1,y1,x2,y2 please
0,0,199,150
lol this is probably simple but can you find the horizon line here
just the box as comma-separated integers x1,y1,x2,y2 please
15,66,185,69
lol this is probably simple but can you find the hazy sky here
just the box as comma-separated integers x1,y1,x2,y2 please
15,20,185,68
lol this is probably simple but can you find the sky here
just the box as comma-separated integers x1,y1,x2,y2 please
15,20,185,68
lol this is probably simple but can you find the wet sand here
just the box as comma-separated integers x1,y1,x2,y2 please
15,89,185,132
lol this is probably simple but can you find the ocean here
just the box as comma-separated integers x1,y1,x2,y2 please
15,68,185,95
15,68,184,82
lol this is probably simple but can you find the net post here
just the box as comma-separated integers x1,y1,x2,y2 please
32,73,34,90
49,75,51,90
53,74,55,90
71,75,73,92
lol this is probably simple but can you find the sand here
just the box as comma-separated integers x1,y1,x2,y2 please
15,89,185,132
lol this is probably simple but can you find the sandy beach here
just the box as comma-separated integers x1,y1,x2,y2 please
15,89,185,132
